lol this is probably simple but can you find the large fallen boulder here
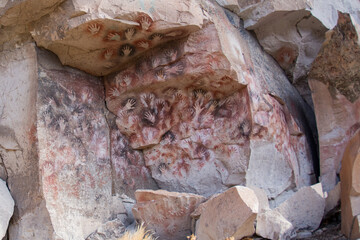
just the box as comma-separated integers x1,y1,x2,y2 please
0,179,14,239
195,186,258,240
275,183,325,231
340,130,360,239
132,190,205,240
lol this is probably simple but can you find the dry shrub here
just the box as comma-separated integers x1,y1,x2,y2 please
117,224,156,240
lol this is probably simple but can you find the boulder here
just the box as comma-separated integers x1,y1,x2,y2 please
309,13,360,192
132,189,205,240
195,186,258,240
275,183,325,231
340,130,360,239
0,179,14,239
256,210,294,240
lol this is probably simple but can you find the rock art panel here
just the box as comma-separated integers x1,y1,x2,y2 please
309,13,360,191
37,57,126,239
108,114,158,199
31,0,205,76
103,1,316,199
132,189,205,240
340,130,360,239
105,23,251,196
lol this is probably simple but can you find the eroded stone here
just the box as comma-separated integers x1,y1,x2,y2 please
256,210,294,240
195,186,258,240
309,13,360,192
275,183,325,231
132,189,205,240
340,130,360,239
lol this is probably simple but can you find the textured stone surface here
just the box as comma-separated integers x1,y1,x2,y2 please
0,179,14,239
275,183,325,231
340,130,360,239
232,0,360,108
30,0,205,76
132,190,205,240
256,210,294,240
248,186,270,213
36,49,145,240
0,0,65,50
195,186,258,240
0,0,339,239
0,43,56,240
309,13,360,192
104,1,316,199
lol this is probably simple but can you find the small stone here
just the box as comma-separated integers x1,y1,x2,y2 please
256,210,294,240
296,230,312,238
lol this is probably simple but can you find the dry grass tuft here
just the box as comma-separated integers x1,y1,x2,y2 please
117,224,156,240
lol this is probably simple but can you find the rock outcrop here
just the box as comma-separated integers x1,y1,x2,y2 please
340,130,360,239
195,186,258,240
224,0,360,109
0,179,14,239
2,0,359,239
309,13,360,192
132,190,204,240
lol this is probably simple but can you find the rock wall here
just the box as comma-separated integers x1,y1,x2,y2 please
309,13,360,191
0,0,358,239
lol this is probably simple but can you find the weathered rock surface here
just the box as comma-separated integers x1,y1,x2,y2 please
309,13,360,192
132,189,205,240
248,186,270,213
0,43,56,240
2,0,351,239
256,210,294,240
275,183,325,231
228,0,360,108
195,186,258,240
104,1,316,198
30,0,205,76
340,130,360,239
36,48,156,240
0,179,14,239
